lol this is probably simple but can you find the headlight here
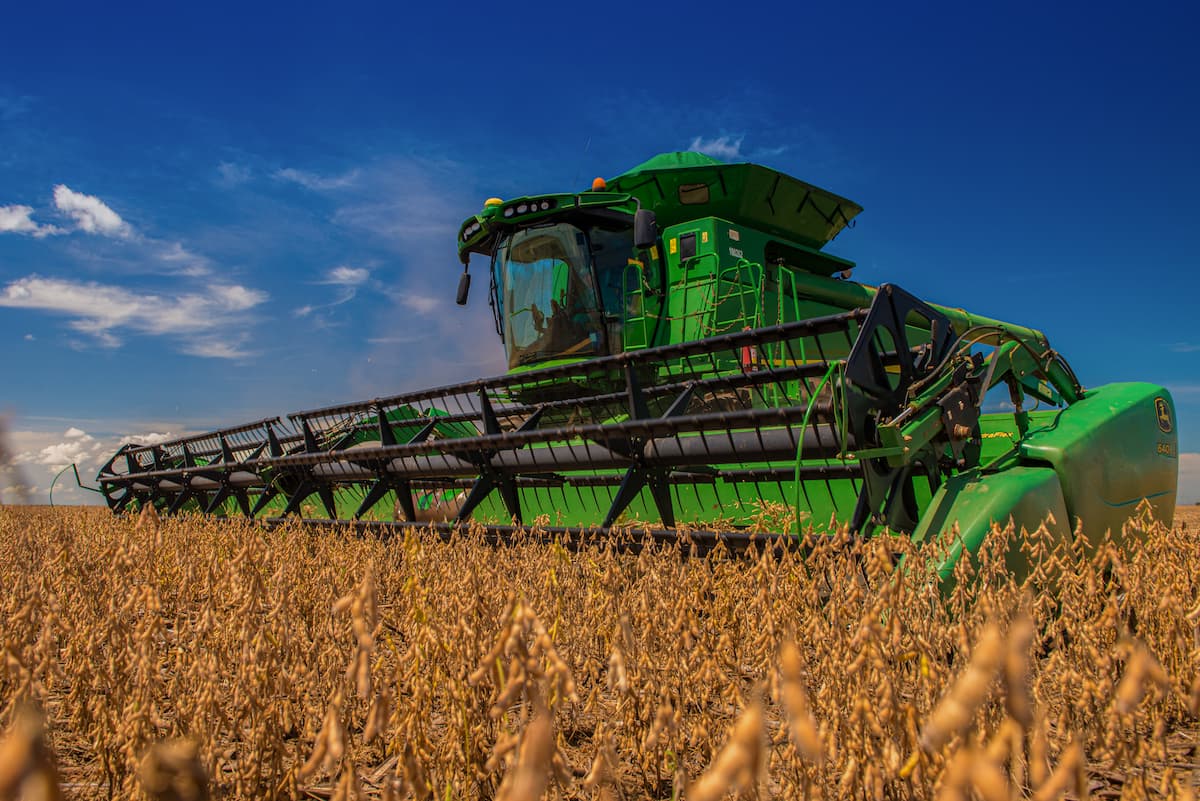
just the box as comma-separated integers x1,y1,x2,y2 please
502,199,554,219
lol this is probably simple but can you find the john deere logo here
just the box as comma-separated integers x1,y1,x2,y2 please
1154,397,1172,433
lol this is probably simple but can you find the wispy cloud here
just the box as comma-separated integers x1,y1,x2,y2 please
1169,342,1200,353
322,265,370,286
255,155,502,395
159,241,212,277
53,184,133,238
181,341,253,359
365,333,431,346
330,164,469,277
216,161,252,187
3,184,230,283
688,134,745,160
0,275,267,358
275,167,360,191
687,133,789,163
399,292,439,315
0,204,63,237
293,265,372,319
266,156,473,258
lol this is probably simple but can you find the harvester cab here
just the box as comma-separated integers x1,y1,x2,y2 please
90,152,1179,580
456,152,863,370
458,190,651,370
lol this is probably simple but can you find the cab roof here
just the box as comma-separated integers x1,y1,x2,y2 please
607,152,862,251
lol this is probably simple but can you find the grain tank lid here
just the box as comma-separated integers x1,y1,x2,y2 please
608,152,863,250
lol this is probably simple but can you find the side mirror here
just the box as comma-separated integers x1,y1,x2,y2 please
634,208,657,250
456,271,471,306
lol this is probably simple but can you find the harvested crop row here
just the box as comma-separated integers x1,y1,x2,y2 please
0,505,1197,800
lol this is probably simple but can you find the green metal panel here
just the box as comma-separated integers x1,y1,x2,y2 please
910,383,1177,580
1018,383,1178,542
460,472,862,533
607,153,863,250
911,465,1072,584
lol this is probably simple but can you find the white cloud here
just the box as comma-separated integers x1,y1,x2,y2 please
3,425,187,505
323,266,370,286
32,440,99,468
53,184,132,238
159,241,211,277
207,283,266,311
400,293,440,315
180,340,255,359
0,275,267,358
13,427,105,472
23,333,34,341
126,432,175,447
84,331,122,349
0,204,63,237
292,265,373,322
1169,342,1200,354
688,134,745,160
275,167,360,191
10,184,228,286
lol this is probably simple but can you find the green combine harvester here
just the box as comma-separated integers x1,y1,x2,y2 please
93,152,1178,572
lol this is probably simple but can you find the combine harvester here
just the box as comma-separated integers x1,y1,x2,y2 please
91,153,1178,570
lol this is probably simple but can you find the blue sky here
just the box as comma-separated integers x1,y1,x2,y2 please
1,0,1197,504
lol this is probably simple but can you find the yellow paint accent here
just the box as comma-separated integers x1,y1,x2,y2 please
669,238,677,255
650,246,659,260
701,231,709,243
484,197,503,207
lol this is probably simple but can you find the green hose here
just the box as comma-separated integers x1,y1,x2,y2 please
792,361,845,535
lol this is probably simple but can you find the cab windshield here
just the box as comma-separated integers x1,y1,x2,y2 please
493,222,631,368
